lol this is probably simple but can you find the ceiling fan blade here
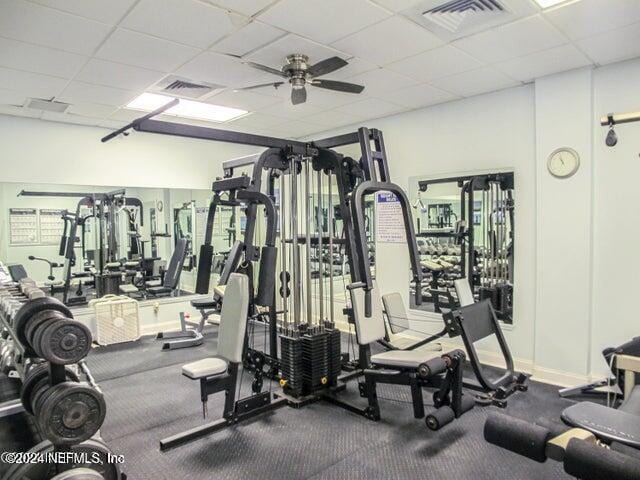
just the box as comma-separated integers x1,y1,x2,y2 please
311,79,364,94
291,87,307,105
235,82,285,91
243,61,287,78
307,56,348,77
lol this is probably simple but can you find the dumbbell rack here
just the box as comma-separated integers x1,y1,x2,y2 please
0,281,124,480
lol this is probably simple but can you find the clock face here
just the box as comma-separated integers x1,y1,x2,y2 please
548,148,580,178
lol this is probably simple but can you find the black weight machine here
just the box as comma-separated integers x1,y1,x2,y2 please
101,99,473,450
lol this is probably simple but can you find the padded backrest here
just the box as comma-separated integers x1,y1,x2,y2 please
454,278,475,306
164,239,188,288
217,273,250,363
381,292,410,334
350,282,386,346
8,264,27,282
219,241,243,286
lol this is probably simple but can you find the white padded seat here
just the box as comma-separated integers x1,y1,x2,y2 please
370,349,441,369
119,284,138,294
420,260,443,272
214,285,226,298
182,358,228,379
454,278,475,306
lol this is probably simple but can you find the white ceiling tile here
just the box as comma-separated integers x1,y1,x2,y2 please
0,37,87,79
369,0,421,12
495,44,592,82
207,89,281,111
226,112,289,129
430,66,519,97
301,109,362,128
332,16,443,66
325,57,378,80
452,14,567,64
177,51,277,88
544,0,640,40
66,102,117,118
211,21,285,57
57,81,138,107
0,104,42,118
109,108,144,122
344,68,418,97
387,45,482,82
334,97,405,119
95,29,200,72
302,86,364,109
257,0,390,44
0,0,112,55
0,67,68,98
98,118,127,129
576,22,640,65
0,88,27,106
75,59,165,91
41,111,103,126
272,120,325,138
380,83,458,108
121,0,240,49
27,0,138,24
259,100,324,119
246,34,349,70
205,0,275,17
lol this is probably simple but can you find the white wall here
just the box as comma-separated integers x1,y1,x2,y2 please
0,115,261,190
590,59,640,377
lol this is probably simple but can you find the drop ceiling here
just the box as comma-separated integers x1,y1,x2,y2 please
0,0,639,139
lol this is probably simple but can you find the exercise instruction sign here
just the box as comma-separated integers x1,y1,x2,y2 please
375,192,406,243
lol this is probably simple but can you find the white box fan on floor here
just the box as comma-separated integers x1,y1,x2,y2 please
90,295,140,345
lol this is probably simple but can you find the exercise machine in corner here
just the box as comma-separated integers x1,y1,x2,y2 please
101,99,475,451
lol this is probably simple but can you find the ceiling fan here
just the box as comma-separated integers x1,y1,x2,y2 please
239,54,365,105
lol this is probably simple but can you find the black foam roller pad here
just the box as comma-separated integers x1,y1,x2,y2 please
565,438,640,480
256,246,277,307
484,413,550,463
195,244,213,294
423,357,447,376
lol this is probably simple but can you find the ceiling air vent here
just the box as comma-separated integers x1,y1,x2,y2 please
150,75,225,100
402,0,536,41
26,98,70,113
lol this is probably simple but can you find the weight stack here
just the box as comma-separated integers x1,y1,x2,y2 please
301,331,329,394
325,326,342,385
280,335,304,397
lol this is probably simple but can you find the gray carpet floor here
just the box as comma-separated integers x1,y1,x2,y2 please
2,326,594,479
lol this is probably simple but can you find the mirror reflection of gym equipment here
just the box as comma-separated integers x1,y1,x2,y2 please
409,172,514,323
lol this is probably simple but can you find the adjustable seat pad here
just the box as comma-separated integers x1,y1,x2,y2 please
371,349,441,369
182,358,227,379
562,401,640,448
182,273,249,379
191,298,218,309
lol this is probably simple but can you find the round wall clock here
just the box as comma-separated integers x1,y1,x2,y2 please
547,147,580,178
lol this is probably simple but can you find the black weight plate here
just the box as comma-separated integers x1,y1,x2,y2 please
22,364,80,415
39,319,92,365
14,297,72,354
19,363,49,414
25,310,66,349
39,382,106,446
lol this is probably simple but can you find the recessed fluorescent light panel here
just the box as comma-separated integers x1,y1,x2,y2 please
533,0,571,8
126,92,247,122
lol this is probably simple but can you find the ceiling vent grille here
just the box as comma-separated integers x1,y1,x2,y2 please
150,75,225,100
422,0,505,33
25,98,70,113
402,0,535,41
